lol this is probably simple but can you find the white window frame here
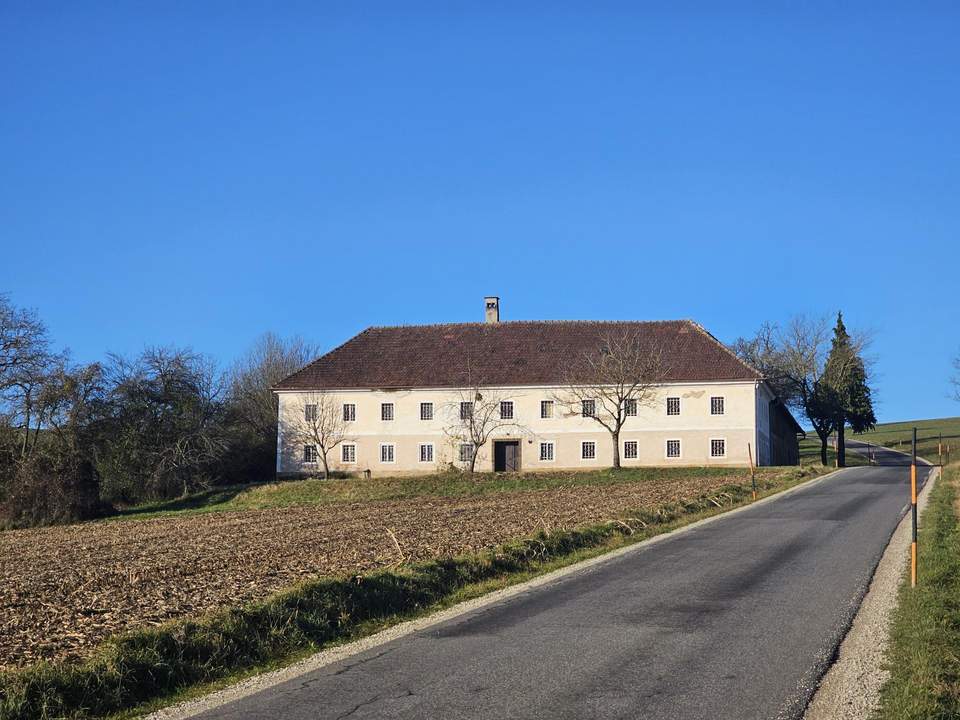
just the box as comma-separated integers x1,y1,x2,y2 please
381,402,394,422
341,443,356,464
623,440,638,460
500,400,514,420
581,441,596,460
666,397,681,416
459,442,474,463
304,404,317,422
710,438,727,458
624,398,637,417
710,396,725,416
343,403,356,422
540,399,554,419
419,443,434,463
665,439,682,459
303,444,317,464
582,399,596,418
539,441,555,462
460,401,473,420
379,443,395,464
420,402,433,421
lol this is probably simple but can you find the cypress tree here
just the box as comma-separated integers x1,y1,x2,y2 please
822,312,876,466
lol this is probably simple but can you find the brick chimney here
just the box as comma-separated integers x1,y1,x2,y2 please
484,296,500,324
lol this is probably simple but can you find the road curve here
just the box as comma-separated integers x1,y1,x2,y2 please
192,446,930,720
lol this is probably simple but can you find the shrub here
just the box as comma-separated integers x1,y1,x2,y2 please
1,455,108,529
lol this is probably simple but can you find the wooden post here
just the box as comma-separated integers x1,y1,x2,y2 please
940,433,943,467
748,443,757,501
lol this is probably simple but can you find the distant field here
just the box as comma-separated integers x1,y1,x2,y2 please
848,416,960,464
0,464,825,669
798,417,960,467
798,436,868,467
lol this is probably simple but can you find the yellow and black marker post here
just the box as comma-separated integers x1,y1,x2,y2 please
911,427,918,588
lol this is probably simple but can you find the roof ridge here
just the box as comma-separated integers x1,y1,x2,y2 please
364,319,687,331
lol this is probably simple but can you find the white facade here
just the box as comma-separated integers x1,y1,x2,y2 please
277,379,779,476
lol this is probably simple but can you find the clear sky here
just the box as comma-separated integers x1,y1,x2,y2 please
2,3,958,424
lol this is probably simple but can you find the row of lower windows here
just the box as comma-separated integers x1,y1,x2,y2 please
304,396,727,424
539,438,726,461
303,443,435,465
304,438,727,466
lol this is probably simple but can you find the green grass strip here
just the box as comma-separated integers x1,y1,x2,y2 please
873,464,960,719
0,480,795,720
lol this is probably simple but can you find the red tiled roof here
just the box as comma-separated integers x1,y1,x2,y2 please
274,320,761,390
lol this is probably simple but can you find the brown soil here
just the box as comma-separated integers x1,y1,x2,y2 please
1,473,747,668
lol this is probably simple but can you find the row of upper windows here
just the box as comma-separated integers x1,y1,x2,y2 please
303,396,727,423
303,437,728,466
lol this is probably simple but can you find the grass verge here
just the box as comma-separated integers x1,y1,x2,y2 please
873,462,960,719
111,465,790,523
0,469,824,720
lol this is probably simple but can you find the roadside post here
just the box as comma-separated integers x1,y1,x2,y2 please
940,433,943,467
911,427,918,588
747,443,757,501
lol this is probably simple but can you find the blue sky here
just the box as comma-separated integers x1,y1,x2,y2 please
1,3,958,424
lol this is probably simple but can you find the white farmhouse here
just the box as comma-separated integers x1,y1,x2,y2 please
274,298,801,477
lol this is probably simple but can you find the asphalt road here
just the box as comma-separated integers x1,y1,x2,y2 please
194,444,929,720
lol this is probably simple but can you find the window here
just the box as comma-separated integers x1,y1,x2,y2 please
666,439,681,458
303,445,317,463
711,397,725,415
540,400,554,419
419,443,434,463
341,444,356,463
624,398,637,417
381,402,394,421
667,397,681,416
582,399,596,417
459,443,474,463
420,402,433,421
304,404,317,422
539,441,555,461
623,441,638,459
343,403,356,422
460,401,473,420
500,400,514,420
711,439,726,458
380,444,395,463
581,441,596,460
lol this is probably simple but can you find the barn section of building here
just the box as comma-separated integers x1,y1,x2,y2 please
274,303,802,475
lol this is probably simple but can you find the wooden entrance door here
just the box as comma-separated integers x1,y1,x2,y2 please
494,441,520,472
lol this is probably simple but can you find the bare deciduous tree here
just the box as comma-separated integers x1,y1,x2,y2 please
288,392,348,479
732,315,874,466
443,385,523,473
0,294,65,459
554,329,667,469
226,332,319,475
99,347,228,499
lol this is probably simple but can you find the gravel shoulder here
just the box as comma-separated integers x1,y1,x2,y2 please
804,459,938,720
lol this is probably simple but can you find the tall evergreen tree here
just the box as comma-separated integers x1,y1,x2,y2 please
822,312,876,466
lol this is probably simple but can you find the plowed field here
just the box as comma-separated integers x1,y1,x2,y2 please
1,471,792,668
